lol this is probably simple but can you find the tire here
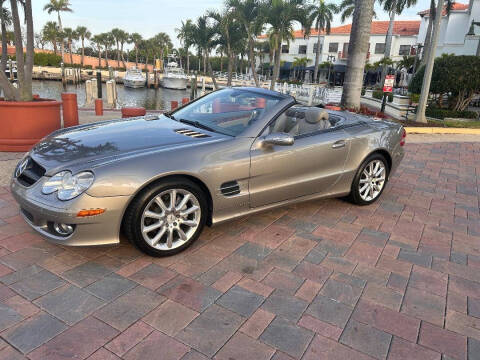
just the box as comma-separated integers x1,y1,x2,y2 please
123,178,207,257
349,153,389,206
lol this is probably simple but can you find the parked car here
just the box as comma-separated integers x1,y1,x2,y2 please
11,87,405,256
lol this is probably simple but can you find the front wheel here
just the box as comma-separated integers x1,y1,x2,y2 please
349,154,389,205
123,178,207,257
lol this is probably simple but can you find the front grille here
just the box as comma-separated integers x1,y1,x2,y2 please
174,129,210,138
17,158,46,187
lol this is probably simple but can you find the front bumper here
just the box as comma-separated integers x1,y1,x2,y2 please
11,179,131,246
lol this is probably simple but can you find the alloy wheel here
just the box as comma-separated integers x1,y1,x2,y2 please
140,189,201,250
358,159,386,202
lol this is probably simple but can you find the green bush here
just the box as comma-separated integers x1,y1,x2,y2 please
372,90,393,102
409,55,480,111
425,107,478,120
33,52,62,67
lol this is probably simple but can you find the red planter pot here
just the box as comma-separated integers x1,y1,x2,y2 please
0,98,61,152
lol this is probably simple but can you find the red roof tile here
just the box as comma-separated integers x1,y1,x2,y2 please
258,20,420,39
418,2,469,16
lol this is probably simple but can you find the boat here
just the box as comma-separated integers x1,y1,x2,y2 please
124,67,146,88
161,56,188,90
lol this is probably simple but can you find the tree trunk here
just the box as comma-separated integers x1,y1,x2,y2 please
116,41,120,67
98,48,101,67
227,50,233,86
105,48,109,67
81,38,85,66
248,36,259,87
135,47,138,67
415,0,444,123
421,0,435,66
206,52,218,90
69,42,73,64
313,29,322,83
270,38,281,90
57,12,64,63
203,52,206,74
341,0,375,110
381,8,396,86
10,0,25,99
186,49,190,74
53,40,57,55
0,6,7,74
220,53,223,73
120,43,126,68
23,0,33,101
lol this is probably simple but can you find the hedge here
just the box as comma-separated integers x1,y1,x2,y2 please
425,107,478,120
372,90,393,102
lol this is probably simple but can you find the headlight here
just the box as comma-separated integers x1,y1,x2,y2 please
42,171,94,200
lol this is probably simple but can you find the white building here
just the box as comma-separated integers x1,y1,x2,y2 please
417,0,480,56
258,20,420,67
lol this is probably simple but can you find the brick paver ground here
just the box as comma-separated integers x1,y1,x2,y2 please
0,139,479,359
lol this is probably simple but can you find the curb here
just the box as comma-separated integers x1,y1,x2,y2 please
404,127,480,135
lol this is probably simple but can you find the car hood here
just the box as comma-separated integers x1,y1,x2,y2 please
30,115,225,175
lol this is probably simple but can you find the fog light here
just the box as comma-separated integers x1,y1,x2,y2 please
52,223,74,236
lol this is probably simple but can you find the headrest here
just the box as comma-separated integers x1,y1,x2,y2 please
285,108,306,119
304,108,329,124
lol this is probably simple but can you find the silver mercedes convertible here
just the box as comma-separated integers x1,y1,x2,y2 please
11,87,405,256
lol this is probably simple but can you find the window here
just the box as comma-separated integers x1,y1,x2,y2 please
399,45,411,56
281,45,289,53
264,106,340,137
375,43,385,54
172,88,283,137
298,45,307,54
313,43,322,53
328,42,338,53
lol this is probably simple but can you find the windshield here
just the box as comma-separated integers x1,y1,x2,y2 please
171,88,283,136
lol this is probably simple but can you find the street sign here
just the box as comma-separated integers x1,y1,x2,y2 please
383,75,395,93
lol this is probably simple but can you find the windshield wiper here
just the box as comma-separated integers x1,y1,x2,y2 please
178,119,217,133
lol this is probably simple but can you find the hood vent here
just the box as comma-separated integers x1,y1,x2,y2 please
220,181,240,196
175,129,211,138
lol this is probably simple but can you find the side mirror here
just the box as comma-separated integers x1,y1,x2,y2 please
262,133,294,146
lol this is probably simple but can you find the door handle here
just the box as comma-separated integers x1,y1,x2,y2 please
332,140,346,149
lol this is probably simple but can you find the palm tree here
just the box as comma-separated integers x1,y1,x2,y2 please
207,9,242,86
90,34,103,68
43,0,73,63
111,28,129,68
340,0,376,109
175,19,194,74
75,26,91,67
99,32,114,68
338,0,377,22
129,32,142,67
0,0,34,101
226,0,264,87
152,32,172,64
264,0,308,90
415,0,444,123
378,0,417,85
307,0,338,83
1,0,12,74
42,21,60,55
62,27,77,65
420,0,452,66
192,15,219,89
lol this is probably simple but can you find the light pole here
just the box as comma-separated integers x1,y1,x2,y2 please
467,19,480,56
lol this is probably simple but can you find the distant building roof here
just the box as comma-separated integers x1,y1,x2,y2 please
257,20,420,39
418,2,469,16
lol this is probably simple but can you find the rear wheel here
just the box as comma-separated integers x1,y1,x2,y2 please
349,154,389,205
123,178,207,257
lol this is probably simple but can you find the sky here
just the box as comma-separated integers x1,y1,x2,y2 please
31,0,433,49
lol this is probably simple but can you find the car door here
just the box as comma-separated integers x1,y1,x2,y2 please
249,110,350,208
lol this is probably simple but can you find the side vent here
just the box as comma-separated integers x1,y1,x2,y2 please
220,181,240,196
175,129,210,138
